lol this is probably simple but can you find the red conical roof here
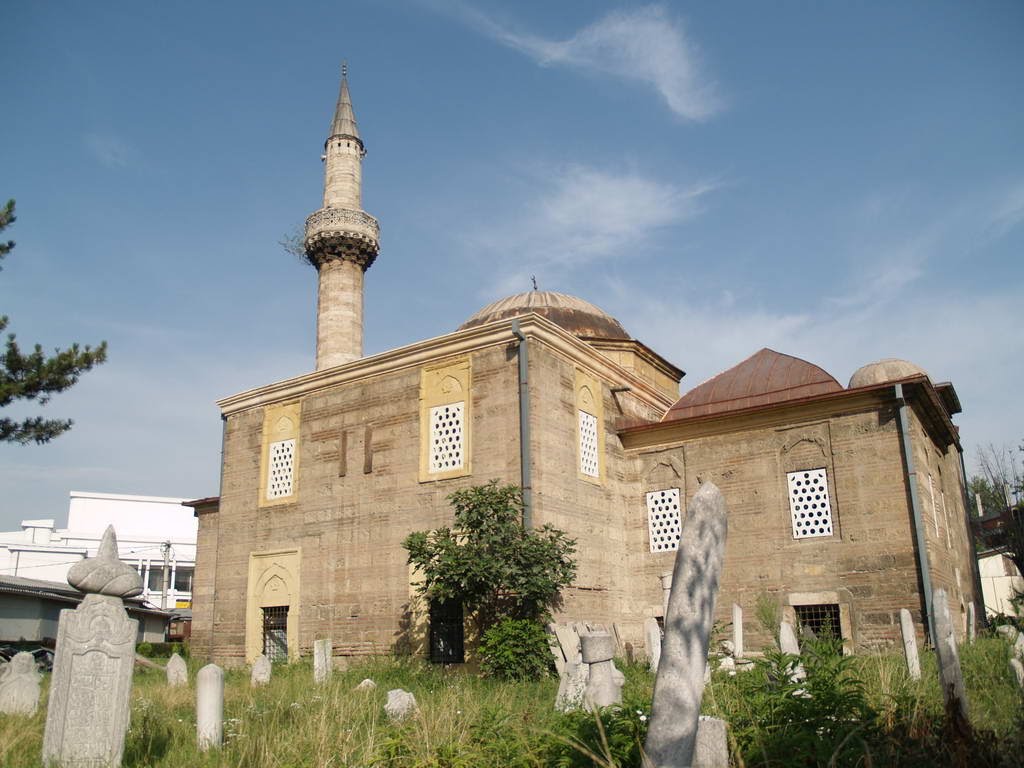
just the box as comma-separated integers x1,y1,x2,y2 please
663,348,842,421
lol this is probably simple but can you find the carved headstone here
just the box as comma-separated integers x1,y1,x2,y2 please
693,716,730,768
644,483,729,768
313,638,332,684
553,624,582,665
354,678,377,691
42,526,141,768
554,660,589,712
166,653,188,687
933,589,969,720
251,654,272,687
0,652,41,715
732,603,744,658
778,621,806,682
899,608,921,680
644,617,662,672
581,632,622,711
385,689,419,721
197,664,224,751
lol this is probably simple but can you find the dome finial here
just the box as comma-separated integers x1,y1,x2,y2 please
531,275,538,291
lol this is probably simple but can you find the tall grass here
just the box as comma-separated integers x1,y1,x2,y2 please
1,638,1021,767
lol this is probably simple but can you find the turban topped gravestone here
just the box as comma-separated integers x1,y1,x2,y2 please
42,526,142,768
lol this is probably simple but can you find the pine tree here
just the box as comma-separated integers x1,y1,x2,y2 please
1,199,108,444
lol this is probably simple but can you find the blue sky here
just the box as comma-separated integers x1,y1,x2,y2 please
2,1,1022,529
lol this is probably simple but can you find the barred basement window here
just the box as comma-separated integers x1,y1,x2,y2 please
429,402,464,473
646,488,682,553
794,603,842,640
262,605,289,662
787,468,834,538
579,410,599,477
267,439,296,499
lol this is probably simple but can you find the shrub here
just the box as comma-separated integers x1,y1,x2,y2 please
478,618,553,680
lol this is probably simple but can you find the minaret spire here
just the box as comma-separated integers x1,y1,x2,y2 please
303,66,380,369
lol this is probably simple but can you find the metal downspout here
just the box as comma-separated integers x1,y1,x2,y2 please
896,383,936,645
511,321,532,529
959,447,987,628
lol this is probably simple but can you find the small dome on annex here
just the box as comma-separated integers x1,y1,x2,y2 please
459,290,630,340
848,358,930,389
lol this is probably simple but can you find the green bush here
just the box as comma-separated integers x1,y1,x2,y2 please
136,641,153,657
478,618,553,680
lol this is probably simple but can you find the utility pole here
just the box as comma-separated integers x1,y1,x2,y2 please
160,541,171,610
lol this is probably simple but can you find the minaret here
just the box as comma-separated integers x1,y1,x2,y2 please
304,65,380,369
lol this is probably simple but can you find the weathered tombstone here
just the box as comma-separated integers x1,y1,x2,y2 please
554,659,589,712
0,652,41,715
354,678,377,691
778,621,806,682
659,570,673,617
644,617,662,672
933,589,969,720
251,654,272,687
717,640,736,674
385,689,419,720
732,603,744,658
995,624,1019,643
899,608,921,680
546,624,566,677
1013,634,1024,663
313,638,332,684
166,652,188,688
553,624,582,665
1010,658,1024,689
42,526,141,768
693,716,730,768
196,664,224,751
581,632,622,711
644,482,729,768
966,603,976,643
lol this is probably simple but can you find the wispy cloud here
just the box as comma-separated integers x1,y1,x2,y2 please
444,3,721,120
988,182,1024,239
84,132,138,168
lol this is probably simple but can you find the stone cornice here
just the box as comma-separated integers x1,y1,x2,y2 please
217,313,676,416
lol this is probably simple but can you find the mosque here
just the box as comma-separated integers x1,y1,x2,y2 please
189,72,980,665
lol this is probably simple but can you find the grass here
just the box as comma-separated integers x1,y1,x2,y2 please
1,638,1022,767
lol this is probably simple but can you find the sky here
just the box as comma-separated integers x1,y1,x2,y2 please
1,1,1022,530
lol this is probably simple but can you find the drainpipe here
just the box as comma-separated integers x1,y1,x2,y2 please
895,383,936,645
958,447,987,628
511,321,532,529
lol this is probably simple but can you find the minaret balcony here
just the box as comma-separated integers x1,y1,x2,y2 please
304,207,380,267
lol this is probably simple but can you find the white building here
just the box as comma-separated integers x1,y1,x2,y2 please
0,491,197,609
978,552,1023,617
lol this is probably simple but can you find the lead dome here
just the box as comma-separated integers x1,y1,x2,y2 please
848,358,929,389
459,291,630,340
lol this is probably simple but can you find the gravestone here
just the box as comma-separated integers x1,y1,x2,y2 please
385,689,418,721
546,625,566,677
554,659,589,712
644,482,729,768
0,652,41,715
1010,658,1024,690
42,526,141,768
778,621,806,683
355,678,376,691
1013,634,1024,662
197,664,224,751
995,624,1019,643
644,617,662,672
732,603,744,658
553,624,582,665
933,589,969,720
966,603,976,643
313,638,332,684
693,716,730,768
251,654,272,687
659,571,673,617
166,653,188,688
581,632,622,711
899,608,921,680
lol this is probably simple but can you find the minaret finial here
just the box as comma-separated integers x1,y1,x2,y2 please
342,61,348,78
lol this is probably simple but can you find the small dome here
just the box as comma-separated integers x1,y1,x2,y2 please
848,359,929,389
459,291,630,340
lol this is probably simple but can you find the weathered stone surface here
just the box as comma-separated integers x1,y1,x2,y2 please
166,653,188,688
555,661,589,712
899,608,920,680
197,664,224,751
355,678,376,691
385,689,418,721
660,571,673,618
966,603,976,643
933,589,968,720
546,625,566,677
43,528,139,768
1013,634,1024,662
732,603,744,658
644,617,662,672
66,526,143,599
313,638,332,684
553,624,582,665
581,632,622,711
995,624,1019,643
778,621,806,683
250,654,272,687
1010,658,1024,690
693,716,730,768
0,652,41,715
645,482,729,768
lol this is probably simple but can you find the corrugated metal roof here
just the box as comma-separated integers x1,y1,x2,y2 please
663,348,842,421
